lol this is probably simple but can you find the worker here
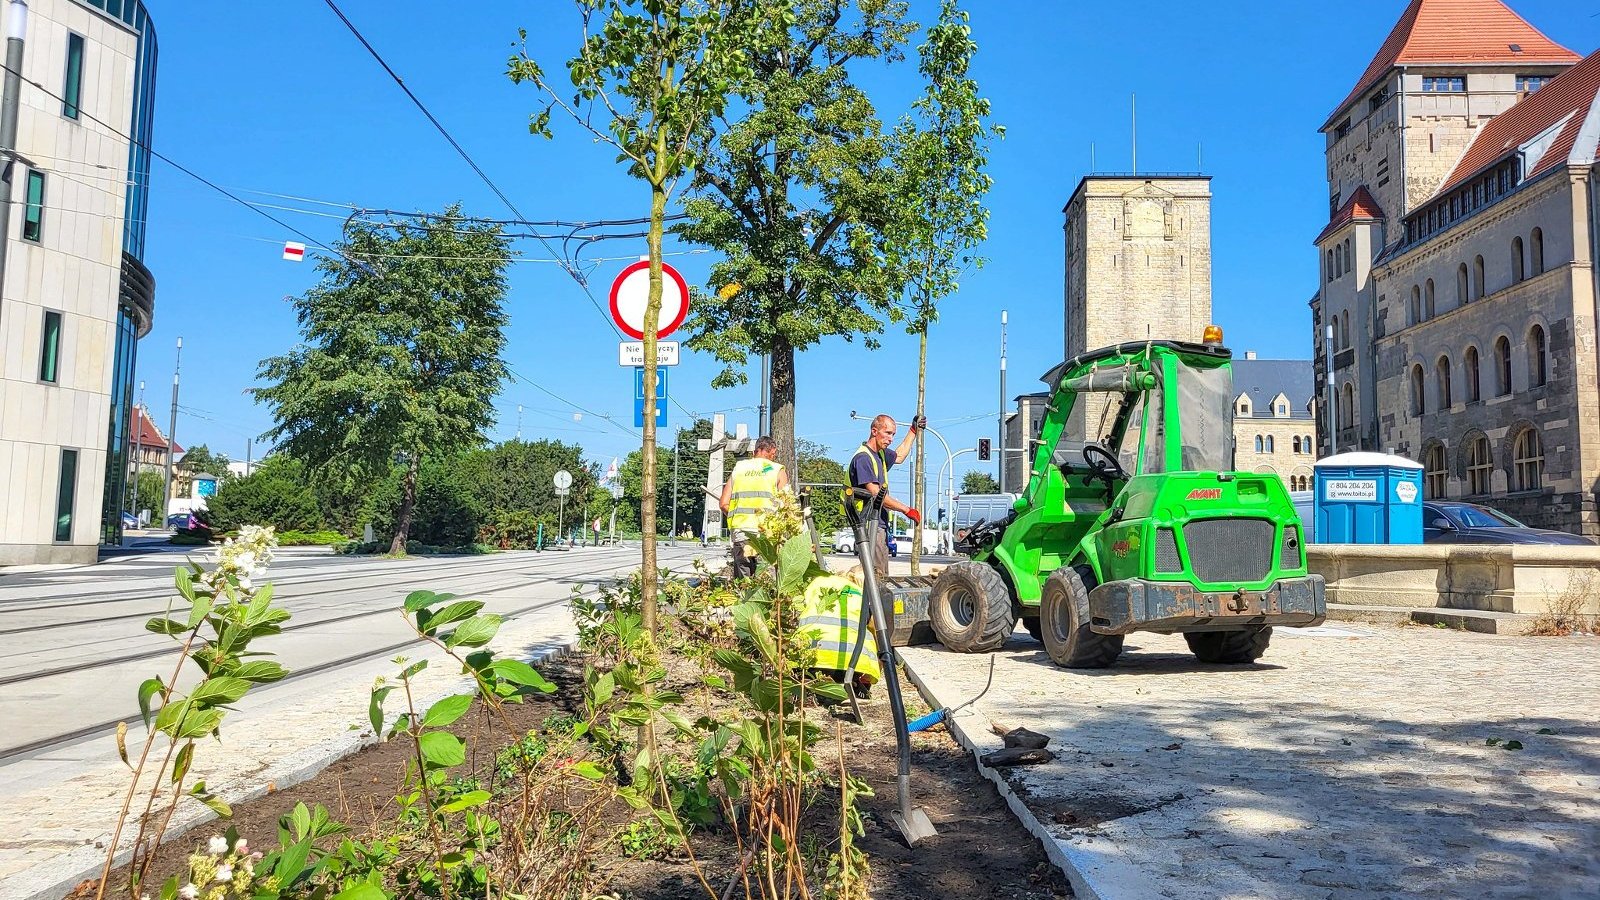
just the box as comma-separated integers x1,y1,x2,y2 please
798,566,880,700
849,414,924,577
719,435,790,577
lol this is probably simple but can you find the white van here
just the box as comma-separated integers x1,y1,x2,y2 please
951,493,1018,544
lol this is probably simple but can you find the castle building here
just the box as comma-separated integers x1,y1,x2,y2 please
1311,0,1600,535
1231,355,1317,491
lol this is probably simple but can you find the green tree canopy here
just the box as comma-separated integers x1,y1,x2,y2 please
796,438,849,536
254,205,512,553
178,444,233,478
203,456,322,534
960,469,1000,494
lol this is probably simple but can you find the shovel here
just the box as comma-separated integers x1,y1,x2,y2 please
844,487,939,846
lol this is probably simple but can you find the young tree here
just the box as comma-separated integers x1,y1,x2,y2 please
510,0,771,633
177,444,232,478
889,0,1000,573
796,438,849,536
960,469,1000,494
679,1,917,476
255,206,511,554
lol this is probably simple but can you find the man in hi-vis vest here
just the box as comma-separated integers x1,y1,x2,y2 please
849,414,923,577
719,435,790,577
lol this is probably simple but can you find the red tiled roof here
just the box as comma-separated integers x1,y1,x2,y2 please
1325,0,1580,129
130,405,182,455
1315,187,1386,244
1435,49,1600,196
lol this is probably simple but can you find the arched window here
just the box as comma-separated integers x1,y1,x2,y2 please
1410,364,1425,415
1345,238,1353,273
1292,436,1302,453
1530,227,1544,275
1466,435,1492,495
1424,279,1436,319
1457,263,1469,304
1528,324,1547,387
1410,285,1422,324
1436,355,1452,408
1473,255,1485,299
1511,236,1525,282
1326,249,1334,282
1494,336,1512,396
1340,313,1350,349
1266,435,1275,453
1512,428,1543,492
1304,434,1312,452
1254,435,1264,453
1335,245,1343,277
1424,444,1446,499
1465,346,1480,402
1341,383,1354,432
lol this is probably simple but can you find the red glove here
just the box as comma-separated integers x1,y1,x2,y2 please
905,507,922,524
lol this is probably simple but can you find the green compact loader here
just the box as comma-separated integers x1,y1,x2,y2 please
927,336,1325,667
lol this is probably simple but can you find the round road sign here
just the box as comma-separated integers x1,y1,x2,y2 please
553,470,573,491
608,260,690,340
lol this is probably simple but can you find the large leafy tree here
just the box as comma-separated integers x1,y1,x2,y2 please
510,0,772,633
255,205,512,554
204,456,321,533
960,469,1000,494
680,0,915,476
796,438,849,536
178,444,232,478
889,0,999,573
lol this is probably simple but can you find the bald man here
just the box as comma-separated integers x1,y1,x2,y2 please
848,414,923,577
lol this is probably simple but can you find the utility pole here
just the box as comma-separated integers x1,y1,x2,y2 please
758,353,770,435
516,404,523,441
245,437,252,476
0,0,28,330
162,336,182,523
1324,324,1337,456
998,310,1008,493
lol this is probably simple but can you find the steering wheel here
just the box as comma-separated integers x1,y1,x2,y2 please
1082,443,1130,482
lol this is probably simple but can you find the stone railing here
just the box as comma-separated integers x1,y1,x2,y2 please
1308,544,1600,615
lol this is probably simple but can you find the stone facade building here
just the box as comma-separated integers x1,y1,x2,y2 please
1310,0,1600,535
1231,356,1317,491
0,0,157,565
1003,391,1049,491
1061,174,1212,439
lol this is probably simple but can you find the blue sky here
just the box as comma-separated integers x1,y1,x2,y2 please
134,0,1596,493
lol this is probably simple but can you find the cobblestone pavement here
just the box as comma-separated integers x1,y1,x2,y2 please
899,624,1600,900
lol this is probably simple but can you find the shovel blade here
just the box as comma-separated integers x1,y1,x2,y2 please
890,806,938,846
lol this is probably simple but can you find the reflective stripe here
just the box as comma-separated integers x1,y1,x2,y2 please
730,490,774,500
726,458,785,532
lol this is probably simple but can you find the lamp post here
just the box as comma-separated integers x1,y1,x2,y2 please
938,447,976,554
0,0,28,321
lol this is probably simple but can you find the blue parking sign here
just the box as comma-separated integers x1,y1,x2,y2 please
633,367,667,427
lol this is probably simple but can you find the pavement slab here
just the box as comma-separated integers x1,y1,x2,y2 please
899,623,1600,899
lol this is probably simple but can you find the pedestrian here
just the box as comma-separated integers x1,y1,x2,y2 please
592,517,602,546
849,414,923,578
719,435,790,578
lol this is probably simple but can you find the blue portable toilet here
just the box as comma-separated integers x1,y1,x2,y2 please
1313,452,1424,544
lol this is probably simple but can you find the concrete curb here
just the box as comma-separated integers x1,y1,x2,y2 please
899,655,1105,900
13,638,578,900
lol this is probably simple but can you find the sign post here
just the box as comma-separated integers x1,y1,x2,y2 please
610,262,688,433
554,470,572,544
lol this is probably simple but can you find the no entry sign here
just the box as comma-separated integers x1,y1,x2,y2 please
609,260,689,340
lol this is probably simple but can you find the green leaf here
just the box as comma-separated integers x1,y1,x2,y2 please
591,671,616,706
446,614,502,648
421,694,474,728
232,660,288,683
403,590,438,613
572,761,606,781
746,614,779,668
400,659,429,680
369,686,392,735
421,599,483,632
177,709,224,740
330,884,388,900
438,790,491,813
189,781,232,818
186,596,215,629
172,742,193,784
701,674,727,690
419,731,466,768
145,617,189,635
712,649,756,679
777,533,815,595
138,677,164,728
811,680,848,703
275,837,313,883
489,659,556,692
189,676,251,707
175,565,196,601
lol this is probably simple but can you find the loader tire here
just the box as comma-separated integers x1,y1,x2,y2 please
929,561,1016,653
1022,616,1043,642
1184,627,1272,664
1039,568,1123,669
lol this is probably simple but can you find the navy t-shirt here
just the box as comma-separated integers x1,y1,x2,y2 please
849,447,898,523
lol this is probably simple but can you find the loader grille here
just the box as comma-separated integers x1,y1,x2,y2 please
1182,518,1274,584
1154,528,1183,573
1280,526,1303,570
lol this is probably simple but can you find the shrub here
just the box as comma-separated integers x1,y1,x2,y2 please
275,529,349,546
204,457,322,533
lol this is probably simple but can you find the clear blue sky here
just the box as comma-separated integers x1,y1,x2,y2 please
135,1,1596,492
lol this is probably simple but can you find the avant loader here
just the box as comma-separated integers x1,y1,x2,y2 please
924,335,1326,667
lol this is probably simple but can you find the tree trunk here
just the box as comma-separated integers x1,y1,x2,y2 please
911,327,927,576
769,338,798,477
391,451,420,555
640,179,666,636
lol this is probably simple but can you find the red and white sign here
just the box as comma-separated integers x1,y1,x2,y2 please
282,242,306,262
608,260,689,340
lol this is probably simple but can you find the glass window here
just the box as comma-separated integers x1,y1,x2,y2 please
63,33,84,120
1424,445,1446,499
1513,429,1543,492
1265,435,1275,453
1465,346,1480,402
23,170,43,241
1474,255,1485,299
1530,228,1544,275
1454,504,1522,528
1466,437,1492,495
1528,325,1546,387
55,448,79,542
1171,359,1232,473
1411,365,1425,415
1495,336,1512,396
1425,279,1436,319
1516,75,1550,93
1512,237,1524,282
40,310,61,383
1436,356,1452,408
1423,76,1466,93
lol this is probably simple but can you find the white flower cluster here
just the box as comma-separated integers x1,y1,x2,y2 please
207,525,278,596
179,834,260,899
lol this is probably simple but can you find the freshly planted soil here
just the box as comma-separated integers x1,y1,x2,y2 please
103,655,1071,899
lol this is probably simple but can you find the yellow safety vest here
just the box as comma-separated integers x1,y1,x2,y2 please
799,575,881,683
726,457,785,533
846,444,889,519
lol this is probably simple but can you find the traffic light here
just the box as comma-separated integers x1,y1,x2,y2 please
977,438,991,461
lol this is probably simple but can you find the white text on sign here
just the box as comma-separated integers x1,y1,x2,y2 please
1323,479,1378,502
619,341,679,367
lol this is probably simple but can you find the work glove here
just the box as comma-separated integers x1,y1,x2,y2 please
910,415,927,432
905,507,922,524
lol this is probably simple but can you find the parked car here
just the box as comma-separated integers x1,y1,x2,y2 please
167,512,196,530
831,529,855,554
1422,501,1595,545
120,511,138,529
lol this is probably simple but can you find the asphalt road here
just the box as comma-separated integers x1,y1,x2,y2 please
0,543,710,765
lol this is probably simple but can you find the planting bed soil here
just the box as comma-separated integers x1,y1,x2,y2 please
102,654,1071,899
